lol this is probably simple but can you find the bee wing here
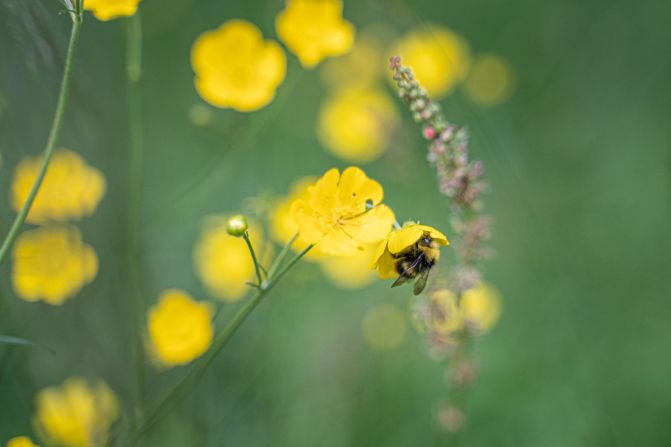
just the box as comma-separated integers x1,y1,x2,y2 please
392,275,411,288
413,269,431,295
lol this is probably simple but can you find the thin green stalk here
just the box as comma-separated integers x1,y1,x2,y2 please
0,14,83,267
124,12,146,425
268,233,298,278
133,244,314,440
242,231,264,286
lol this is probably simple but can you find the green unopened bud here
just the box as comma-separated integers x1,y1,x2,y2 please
226,214,248,237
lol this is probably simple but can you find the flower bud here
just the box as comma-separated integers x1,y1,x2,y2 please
226,214,248,237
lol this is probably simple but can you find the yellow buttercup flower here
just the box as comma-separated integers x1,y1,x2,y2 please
390,25,471,98
362,304,407,350
6,437,38,447
372,223,449,279
464,54,516,106
270,177,325,262
84,0,141,21
147,289,214,367
12,226,98,305
194,216,264,301
34,377,119,447
317,87,398,163
460,282,502,334
192,20,286,112
291,167,395,255
429,289,463,336
276,0,355,68
319,243,377,289
11,148,106,225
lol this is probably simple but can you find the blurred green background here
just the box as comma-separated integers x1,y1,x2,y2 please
1,0,670,445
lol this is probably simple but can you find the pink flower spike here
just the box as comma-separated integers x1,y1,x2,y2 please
423,126,437,140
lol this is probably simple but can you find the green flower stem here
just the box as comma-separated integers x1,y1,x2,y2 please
242,231,264,286
124,12,146,425
0,13,83,267
268,233,299,278
133,243,314,440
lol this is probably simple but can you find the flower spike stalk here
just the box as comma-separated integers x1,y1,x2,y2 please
389,56,495,432
0,4,84,269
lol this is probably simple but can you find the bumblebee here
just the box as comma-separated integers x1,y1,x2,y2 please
391,232,441,295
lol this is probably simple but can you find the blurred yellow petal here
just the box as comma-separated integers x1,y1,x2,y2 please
6,437,39,447
11,226,98,305
276,0,355,68
389,24,471,98
147,289,214,367
35,377,119,447
319,244,377,289
460,282,502,334
318,87,399,163
464,54,516,106
84,0,141,21
11,148,106,224
192,20,286,112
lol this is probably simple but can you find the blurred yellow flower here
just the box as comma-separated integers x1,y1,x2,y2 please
147,289,214,367
12,226,98,305
84,0,141,21
372,223,448,279
362,304,407,350
194,216,263,301
390,25,471,98
291,167,395,255
429,289,463,336
464,54,516,106
11,149,106,225
34,377,119,447
6,437,38,447
192,20,286,112
319,244,377,289
276,0,355,68
317,87,398,163
270,177,324,261
460,282,502,334
321,29,386,87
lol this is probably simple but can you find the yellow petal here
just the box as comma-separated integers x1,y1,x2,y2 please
317,228,361,255
337,166,384,211
388,225,425,254
342,204,394,243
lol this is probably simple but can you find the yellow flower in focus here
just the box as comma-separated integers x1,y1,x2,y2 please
270,177,325,262
194,216,263,301
34,377,119,447
371,223,448,279
460,282,502,334
11,149,106,225
84,0,141,21
276,0,355,68
147,289,214,367
291,167,395,255
12,226,98,305
362,304,407,350
319,244,377,289
429,289,463,336
192,20,286,112
390,25,471,98
6,437,38,447
464,54,516,106
317,88,398,163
